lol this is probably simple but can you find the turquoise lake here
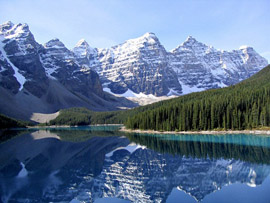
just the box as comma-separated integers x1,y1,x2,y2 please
0,126,270,202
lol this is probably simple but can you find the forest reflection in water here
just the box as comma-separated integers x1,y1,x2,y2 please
0,127,270,202
126,133,270,164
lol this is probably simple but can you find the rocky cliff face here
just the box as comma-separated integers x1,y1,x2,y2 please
74,34,268,96
0,21,48,97
39,38,104,98
0,21,104,99
170,36,268,94
0,21,268,119
72,33,182,96
95,32,182,96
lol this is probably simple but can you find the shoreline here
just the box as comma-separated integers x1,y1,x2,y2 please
120,126,270,135
26,124,123,129
11,124,270,135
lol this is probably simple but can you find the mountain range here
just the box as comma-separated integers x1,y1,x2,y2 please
0,22,136,120
0,21,268,120
76,32,267,96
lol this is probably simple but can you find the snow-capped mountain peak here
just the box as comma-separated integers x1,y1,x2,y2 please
71,31,268,97
42,38,74,61
0,21,14,33
90,31,180,96
73,38,96,58
121,32,160,48
0,22,31,40
44,38,66,49
75,38,89,48
181,36,210,51
72,39,98,69
185,35,197,43
239,45,250,50
171,36,209,54
182,35,205,47
0,21,49,98
0,21,268,105
142,32,158,40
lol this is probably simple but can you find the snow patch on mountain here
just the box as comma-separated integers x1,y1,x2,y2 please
2,22,29,40
79,33,267,97
1,21,268,101
103,87,153,98
73,39,96,58
40,39,76,78
103,87,177,105
0,22,36,57
170,36,268,93
167,88,181,96
0,37,26,90
239,45,248,49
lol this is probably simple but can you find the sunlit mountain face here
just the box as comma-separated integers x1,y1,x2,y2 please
0,21,268,120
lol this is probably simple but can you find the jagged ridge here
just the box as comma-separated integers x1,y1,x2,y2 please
0,21,136,120
0,21,268,120
73,33,268,96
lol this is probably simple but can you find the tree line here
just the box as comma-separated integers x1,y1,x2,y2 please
125,65,270,131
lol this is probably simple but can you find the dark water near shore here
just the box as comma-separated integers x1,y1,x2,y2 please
0,126,270,202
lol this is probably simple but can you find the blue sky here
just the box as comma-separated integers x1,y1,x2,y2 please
0,0,269,61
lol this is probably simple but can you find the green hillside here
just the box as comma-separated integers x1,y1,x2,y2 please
48,91,179,126
48,108,123,126
0,114,30,129
48,105,157,126
125,65,270,131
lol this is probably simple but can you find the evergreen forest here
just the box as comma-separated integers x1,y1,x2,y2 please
125,65,270,131
0,114,30,129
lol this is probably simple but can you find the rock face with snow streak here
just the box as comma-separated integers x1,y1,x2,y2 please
96,33,182,96
0,21,268,119
73,33,182,96
39,38,104,98
169,36,268,93
0,21,48,97
73,39,99,68
74,34,268,96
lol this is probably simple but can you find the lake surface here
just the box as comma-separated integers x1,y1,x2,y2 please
1,126,270,203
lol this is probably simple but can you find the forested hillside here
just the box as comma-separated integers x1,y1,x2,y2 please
125,65,270,131
49,105,158,126
0,114,30,129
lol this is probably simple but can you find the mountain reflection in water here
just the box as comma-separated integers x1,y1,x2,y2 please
0,127,270,203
